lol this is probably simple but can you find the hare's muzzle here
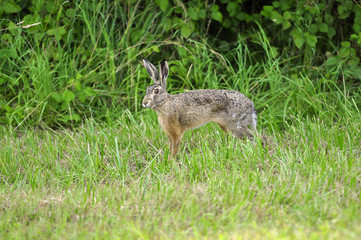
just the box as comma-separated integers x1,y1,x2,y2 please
142,98,150,108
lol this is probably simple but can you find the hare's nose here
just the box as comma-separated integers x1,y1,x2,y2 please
142,100,149,107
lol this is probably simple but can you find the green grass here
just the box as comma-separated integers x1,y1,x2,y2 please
1,1,361,238
1,111,360,239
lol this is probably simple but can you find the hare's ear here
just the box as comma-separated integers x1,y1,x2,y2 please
143,58,160,83
159,60,169,88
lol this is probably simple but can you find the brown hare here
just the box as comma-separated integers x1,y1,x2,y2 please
142,58,257,157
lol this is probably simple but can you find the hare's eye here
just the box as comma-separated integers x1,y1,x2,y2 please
154,88,160,94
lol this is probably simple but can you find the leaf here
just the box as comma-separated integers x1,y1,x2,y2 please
188,7,198,20
0,49,18,59
51,93,63,103
339,48,350,58
273,1,280,8
291,30,304,49
79,92,86,103
3,1,21,13
198,10,206,19
22,15,41,34
280,1,292,11
347,57,360,66
66,9,76,18
263,5,274,13
60,115,70,123
83,87,95,96
337,5,350,19
173,6,182,14
353,23,361,33
76,73,83,80
71,113,81,122
150,45,160,52
354,9,361,25
181,24,192,38
130,29,142,44
57,27,66,36
47,27,67,40
1,33,12,42
283,11,292,20
227,2,239,17
177,45,188,57
157,0,168,12
270,46,279,59
294,36,304,49
325,57,339,67
350,34,359,40
172,17,183,25
68,78,75,84
73,81,81,91
236,12,246,21
282,21,291,30
162,18,172,31
310,24,318,34
345,65,361,79
211,11,223,22
46,1,57,13
341,41,350,48
327,27,336,39
210,4,219,11
8,21,17,36
319,23,328,33
60,114,81,123
59,113,81,122
304,33,317,47
271,12,283,24
261,7,272,18
223,19,232,28
62,91,75,103
324,13,334,25
218,41,230,52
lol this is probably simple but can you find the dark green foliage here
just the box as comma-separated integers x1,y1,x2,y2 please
0,0,360,128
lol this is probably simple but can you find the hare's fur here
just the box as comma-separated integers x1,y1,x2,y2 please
142,59,257,157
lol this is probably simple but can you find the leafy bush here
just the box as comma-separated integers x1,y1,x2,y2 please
0,0,360,128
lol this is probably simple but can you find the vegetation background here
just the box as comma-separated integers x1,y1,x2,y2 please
1,0,360,127
0,0,360,239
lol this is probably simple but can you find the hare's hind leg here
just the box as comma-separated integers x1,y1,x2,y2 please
217,123,229,133
217,112,256,140
231,127,255,140
250,110,257,133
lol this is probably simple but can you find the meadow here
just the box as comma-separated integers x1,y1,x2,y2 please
1,111,360,239
1,1,361,239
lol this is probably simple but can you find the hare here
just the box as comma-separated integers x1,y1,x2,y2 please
142,58,257,157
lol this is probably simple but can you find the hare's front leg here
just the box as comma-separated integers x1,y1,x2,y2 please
168,133,184,156
164,126,185,157
160,117,185,157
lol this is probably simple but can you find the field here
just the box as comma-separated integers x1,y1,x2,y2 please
1,111,360,239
